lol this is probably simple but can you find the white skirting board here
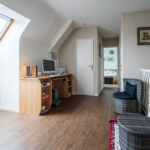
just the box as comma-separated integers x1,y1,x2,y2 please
0,106,19,113
72,88,103,96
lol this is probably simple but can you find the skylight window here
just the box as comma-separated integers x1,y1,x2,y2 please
0,14,14,41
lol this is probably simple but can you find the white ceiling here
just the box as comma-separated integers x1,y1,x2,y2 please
44,0,150,38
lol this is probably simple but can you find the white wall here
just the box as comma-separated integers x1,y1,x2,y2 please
120,10,150,89
0,0,66,112
59,27,103,96
0,4,30,112
49,20,75,53
1,0,66,75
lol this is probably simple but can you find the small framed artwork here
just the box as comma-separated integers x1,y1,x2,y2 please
99,43,102,57
137,27,150,45
51,52,57,60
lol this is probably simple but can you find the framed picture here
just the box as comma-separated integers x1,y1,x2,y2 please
51,52,57,60
99,43,102,57
137,27,150,45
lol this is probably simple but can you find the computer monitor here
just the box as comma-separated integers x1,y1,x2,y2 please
42,60,55,74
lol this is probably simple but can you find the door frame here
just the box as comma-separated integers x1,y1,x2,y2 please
76,38,96,96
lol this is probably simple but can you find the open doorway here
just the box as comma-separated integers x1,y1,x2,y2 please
103,47,118,88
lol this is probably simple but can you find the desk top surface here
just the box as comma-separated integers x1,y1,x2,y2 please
20,73,72,80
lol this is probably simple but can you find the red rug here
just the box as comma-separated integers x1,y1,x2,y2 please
109,120,120,150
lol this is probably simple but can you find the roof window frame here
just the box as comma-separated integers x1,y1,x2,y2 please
0,14,14,41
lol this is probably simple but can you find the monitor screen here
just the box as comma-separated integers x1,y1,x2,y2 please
43,60,55,72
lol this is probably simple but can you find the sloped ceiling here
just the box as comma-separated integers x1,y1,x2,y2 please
0,0,67,72
49,20,75,53
44,0,150,38
0,0,66,45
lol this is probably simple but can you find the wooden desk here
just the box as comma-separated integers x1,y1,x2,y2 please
20,74,72,115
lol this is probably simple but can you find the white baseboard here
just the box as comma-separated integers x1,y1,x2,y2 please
73,90,103,96
96,86,103,96
0,106,19,113
94,93,99,96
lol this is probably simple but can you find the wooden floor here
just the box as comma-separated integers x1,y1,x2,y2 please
0,88,117,150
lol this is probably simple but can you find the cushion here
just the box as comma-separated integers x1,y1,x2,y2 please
125,82,137,97
113,92,136,100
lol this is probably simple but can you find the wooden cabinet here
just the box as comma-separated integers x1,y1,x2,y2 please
41,78,52,114
52,75,72,98
64,75,72,98
20,74,72,115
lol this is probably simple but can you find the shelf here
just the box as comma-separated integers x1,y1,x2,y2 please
42,85,50,88
68,86,72,88
68,93,72,97
42,95,50,100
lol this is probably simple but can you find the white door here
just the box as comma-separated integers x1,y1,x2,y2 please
76,39,94,95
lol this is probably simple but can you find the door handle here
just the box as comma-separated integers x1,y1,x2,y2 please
88,65,94,70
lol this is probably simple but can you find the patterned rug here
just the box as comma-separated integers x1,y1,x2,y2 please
109,120,121,150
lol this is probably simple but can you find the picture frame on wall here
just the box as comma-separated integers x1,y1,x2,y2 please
137,27,150,45
99,43,102,57
51,52,57,60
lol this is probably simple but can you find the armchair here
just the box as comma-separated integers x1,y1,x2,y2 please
113,78,142,114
